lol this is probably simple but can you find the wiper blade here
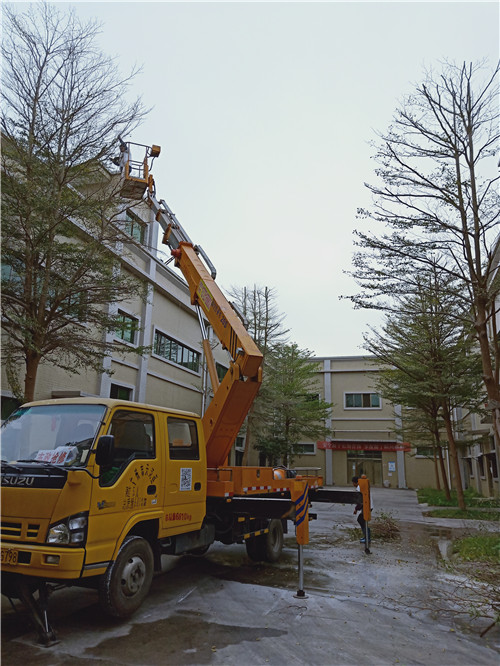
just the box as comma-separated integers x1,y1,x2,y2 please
16,459,64,469
1,460,23,472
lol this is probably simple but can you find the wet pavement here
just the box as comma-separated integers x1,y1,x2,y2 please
2,487,499,665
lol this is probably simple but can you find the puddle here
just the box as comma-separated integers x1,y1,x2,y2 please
84,610,286,664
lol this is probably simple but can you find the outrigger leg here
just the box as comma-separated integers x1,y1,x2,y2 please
294,543,308,599
363,523,372,555
18,580,58,646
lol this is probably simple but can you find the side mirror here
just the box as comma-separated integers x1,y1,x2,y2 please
95,435,114,468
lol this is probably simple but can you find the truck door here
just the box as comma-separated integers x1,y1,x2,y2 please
87,408,161,568
161,415,206,536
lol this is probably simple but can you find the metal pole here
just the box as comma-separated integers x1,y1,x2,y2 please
294,543,308,599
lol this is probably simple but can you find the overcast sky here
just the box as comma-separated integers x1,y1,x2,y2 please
48,2,500,355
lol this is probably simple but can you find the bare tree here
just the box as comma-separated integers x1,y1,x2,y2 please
349,60,500,452
1,3,149,402
227,285,289,464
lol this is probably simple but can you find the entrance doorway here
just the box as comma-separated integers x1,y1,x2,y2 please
347,451,383,486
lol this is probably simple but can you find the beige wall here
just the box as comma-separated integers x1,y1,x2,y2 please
1,205,229,422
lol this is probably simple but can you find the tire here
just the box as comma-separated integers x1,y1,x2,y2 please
99,535,154,618
245,519,284,563
245,534,266,561
264,519,284,563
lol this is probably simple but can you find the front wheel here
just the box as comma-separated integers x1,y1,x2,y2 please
99,535,153,618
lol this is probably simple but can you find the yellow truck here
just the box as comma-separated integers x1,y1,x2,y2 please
1,141,371,644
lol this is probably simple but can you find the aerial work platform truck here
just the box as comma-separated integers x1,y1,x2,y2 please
0,141,371,645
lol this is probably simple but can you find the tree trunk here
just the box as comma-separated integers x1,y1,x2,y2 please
432,449,441,490
241,405,256,466
432,423,451,499
441,403,466,509
437,445,451,500
475,299,500,452
24,352,41,403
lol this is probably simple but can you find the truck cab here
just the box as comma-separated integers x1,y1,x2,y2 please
1,398,208,623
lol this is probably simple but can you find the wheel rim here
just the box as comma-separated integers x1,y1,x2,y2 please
120,555,146,597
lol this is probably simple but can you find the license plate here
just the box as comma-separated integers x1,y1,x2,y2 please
1,548,19,565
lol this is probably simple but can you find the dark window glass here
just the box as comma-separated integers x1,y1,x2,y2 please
116,311,138,344
345,393,381,409
168,417,199,460
154,331,200,372
110,384,132,400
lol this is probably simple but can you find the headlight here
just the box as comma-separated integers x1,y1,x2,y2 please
46,512,88,546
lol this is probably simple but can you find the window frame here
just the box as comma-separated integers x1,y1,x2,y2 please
344,392,382,410
153,329,201,374
295,442,316,456
167,416,200,461
124,209,146,244
115,310,139,345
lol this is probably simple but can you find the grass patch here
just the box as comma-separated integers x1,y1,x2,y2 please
417,487,500,509
425,508,500,521
452,534,500,562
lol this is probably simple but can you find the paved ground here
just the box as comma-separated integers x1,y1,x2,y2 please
2,487,499,665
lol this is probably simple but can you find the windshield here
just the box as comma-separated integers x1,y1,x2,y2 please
1,404,106,467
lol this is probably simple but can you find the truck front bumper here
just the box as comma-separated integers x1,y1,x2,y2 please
1,541,86,580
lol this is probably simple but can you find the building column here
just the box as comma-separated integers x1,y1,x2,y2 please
323,359,333,486
394,404,407,489
136,282,154,403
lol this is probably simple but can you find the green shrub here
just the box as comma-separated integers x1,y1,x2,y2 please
452,534,500,562
425,508,500,521
417,487,500,508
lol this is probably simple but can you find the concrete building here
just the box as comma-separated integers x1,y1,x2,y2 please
1,194,230,421
288,355,499,495
290,356,410,488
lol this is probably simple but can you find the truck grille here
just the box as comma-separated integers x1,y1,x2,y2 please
1,521,40,540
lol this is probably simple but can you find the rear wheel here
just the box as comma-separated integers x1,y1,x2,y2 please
245,519,284,562
99,535,153,618
264,519,284,562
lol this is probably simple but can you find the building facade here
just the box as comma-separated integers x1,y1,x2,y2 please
288,355,499,495
1,195,229,421
290,356,410,488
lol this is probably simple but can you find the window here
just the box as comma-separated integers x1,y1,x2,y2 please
115,311,138,344
415,446,434,458
1,396,21,421
124,210,146,244
345,393,381,409
63,291,88,322
154,331,200,372
110,384,132,400
1,264,22,285
102,410,155,485
216,362,228,383
477,455,485,477
465,458,474,479
168,417,199,460
486,452,498,479
295,442,315,455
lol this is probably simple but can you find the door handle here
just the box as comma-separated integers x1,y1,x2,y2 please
194,482,201,491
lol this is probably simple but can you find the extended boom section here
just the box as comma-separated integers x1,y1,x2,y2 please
167,241,263,469
125,144,264,470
